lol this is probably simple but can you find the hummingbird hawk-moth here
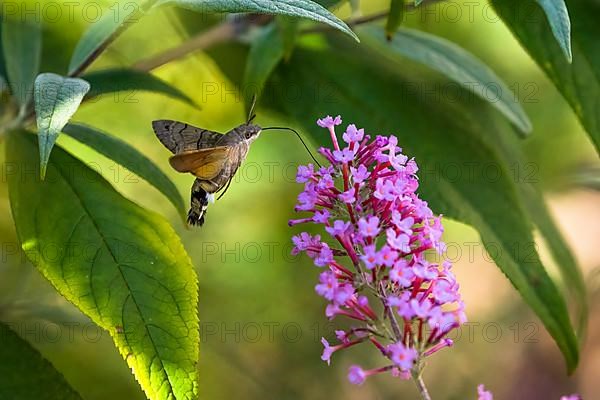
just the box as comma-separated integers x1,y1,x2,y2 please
152,103,320,227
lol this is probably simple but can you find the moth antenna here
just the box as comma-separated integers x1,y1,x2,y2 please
247,94,258,124
262,126,322,167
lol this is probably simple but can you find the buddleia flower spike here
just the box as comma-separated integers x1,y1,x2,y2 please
290,115,465,395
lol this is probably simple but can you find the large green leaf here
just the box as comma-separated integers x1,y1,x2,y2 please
521,184,587,336
360,26,532,135
34,73,90,179
62,122,187,221
572,165,600,191
1,18,41,108
157,0,358,41
7,132,199,400
265,41,578,371
492,0,599,153
536,0,572,62
82,68,196,107
470,102,587,337
0,322,83,400
68,0,159,76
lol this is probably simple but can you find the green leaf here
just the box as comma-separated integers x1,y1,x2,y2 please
276,16,300,60
536,0,572,62
0,322,83,400
385,0,405,40
360,26,533,135
472,105,587,337
68,0,159,76
34,73,90,179
266,41,578,371
157,0,358,41
7,132,199,400
62,122,187,221
521,184,587,336
82,68,196,107
572,166,600,191
1,18,41,108
243,24,285,113
492,0,599,153
315,0,343,8
0,21,6,83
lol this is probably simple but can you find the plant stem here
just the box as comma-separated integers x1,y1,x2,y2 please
379,282,403,340
412,371,432,400
133,21,237,71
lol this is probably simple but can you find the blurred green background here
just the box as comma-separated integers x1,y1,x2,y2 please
0,1,599,399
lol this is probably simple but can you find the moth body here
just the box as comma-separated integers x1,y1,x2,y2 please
152,120,261,227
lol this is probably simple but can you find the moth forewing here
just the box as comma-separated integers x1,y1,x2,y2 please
152,120,225,153
168,147,230,179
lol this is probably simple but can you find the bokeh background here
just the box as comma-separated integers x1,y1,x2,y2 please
0,1,599,399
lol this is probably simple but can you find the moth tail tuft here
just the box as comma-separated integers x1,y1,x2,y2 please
188,180,210,227
187,208,206,227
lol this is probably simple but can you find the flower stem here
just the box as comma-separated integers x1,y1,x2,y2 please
411,372,432,400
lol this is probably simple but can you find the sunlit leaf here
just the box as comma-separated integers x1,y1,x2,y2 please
157,0,358,41
360,26,532,135
62,122,187,221
33,73,90,179
265,40,578,372
7,132,199,400
1,18,41,108
0,322,83,400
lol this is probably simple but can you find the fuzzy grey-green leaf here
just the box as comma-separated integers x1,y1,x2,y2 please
7,132,199,400
157,0,358,41
536,0,572,62
34,73,90,179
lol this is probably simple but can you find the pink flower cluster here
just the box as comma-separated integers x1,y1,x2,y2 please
290,115,466,384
